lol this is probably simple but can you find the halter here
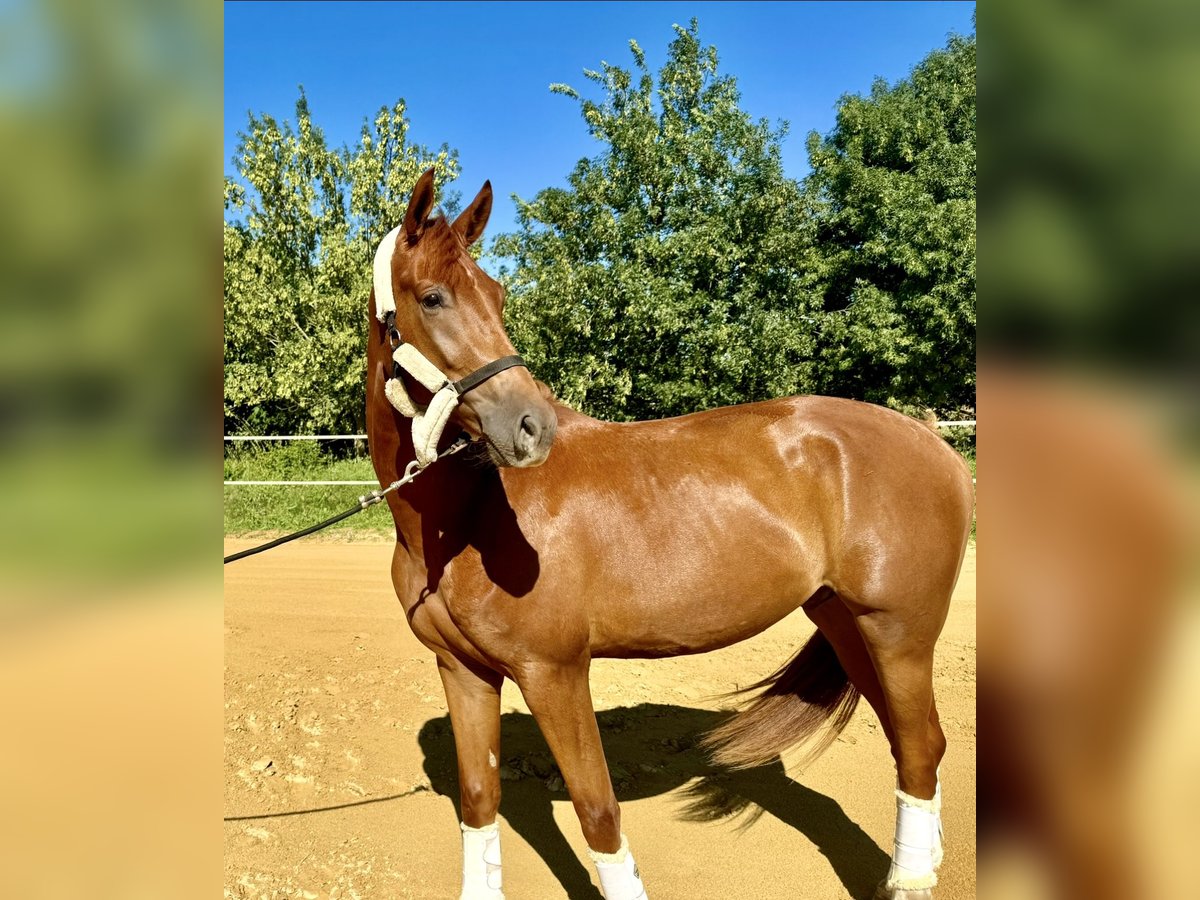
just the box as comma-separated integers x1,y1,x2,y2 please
373,226,527,466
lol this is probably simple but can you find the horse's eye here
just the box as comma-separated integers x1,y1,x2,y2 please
421,292,442,310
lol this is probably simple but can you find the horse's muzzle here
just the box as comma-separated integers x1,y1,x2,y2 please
511,406,557,466
463,368,557,468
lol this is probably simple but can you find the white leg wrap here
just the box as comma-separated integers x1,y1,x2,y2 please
931,773,944,869
588,834,647,900
460,821,504,900
885,790,939,891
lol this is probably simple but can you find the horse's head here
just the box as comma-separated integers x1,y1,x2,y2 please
374,168,556,468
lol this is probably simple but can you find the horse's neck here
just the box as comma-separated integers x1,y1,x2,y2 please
386,445,486,561
366,355,483,557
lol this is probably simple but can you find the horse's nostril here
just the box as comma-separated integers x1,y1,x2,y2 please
514,414,543,461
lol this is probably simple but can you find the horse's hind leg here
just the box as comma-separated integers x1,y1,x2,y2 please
852,603,948,899
806,593,948,877
437,658,505,900
804,590,894,743
927,699,946,868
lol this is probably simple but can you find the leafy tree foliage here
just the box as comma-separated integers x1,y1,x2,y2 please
223,27,976,435
223,91,461,434
498,22,975,421
805,33,976,415
495,22,818,421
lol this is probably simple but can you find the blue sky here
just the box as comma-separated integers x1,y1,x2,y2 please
225,1,975,238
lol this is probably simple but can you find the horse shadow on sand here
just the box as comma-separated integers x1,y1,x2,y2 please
417,703,889,899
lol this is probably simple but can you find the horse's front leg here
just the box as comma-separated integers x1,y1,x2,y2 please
519,661,648,900
437,658,505,900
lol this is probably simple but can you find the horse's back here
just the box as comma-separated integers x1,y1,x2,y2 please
542,394,969,505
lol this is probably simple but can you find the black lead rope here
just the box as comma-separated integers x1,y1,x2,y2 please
223,503,368,564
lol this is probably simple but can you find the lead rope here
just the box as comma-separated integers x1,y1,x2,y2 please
223,436,469,565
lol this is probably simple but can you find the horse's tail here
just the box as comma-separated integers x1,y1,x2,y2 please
701,630,860,769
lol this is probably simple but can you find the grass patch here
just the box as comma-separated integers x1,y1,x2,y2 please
224,484,396,536
224,442,394,536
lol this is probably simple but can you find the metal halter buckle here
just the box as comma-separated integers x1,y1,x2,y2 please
385,311,401,350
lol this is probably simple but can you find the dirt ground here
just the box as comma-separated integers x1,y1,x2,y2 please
224,539,976,899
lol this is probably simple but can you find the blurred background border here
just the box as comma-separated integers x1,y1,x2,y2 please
0,0,1197,896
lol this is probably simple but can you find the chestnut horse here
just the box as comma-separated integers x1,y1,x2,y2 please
367,169,974,900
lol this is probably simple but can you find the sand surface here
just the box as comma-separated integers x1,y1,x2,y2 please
224,540,975,899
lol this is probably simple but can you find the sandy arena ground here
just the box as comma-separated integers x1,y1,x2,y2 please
224,539,976,899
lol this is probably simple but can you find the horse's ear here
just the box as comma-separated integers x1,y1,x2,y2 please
452,180,493,247
403,168,437,244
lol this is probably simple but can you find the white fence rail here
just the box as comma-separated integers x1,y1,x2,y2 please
224,421,976,486
225,480,381,485
224,434,368,442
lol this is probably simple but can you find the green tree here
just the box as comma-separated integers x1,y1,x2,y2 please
496,21,819,421
223,90,460,435
805,32,976,415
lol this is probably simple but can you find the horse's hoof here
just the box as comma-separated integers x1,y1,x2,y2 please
872,882,933,900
